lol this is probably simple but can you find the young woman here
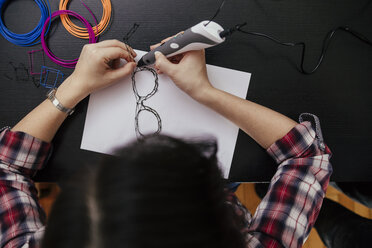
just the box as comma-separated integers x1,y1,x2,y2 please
0,39,332,248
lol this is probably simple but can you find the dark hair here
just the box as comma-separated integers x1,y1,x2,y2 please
42,135,245,248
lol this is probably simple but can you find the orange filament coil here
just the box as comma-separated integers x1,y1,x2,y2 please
59,0,112,39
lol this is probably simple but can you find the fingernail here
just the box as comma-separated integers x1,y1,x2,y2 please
154,51,161,58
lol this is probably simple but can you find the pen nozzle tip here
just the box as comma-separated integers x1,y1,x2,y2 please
137,58,145,67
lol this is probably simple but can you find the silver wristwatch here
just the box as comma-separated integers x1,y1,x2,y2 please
46,88,75,115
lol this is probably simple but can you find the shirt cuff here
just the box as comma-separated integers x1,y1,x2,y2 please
266,122,316,164
0,128,52,171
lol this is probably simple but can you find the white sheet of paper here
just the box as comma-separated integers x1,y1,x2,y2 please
81,50,251,178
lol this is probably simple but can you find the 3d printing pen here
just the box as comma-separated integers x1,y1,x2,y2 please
137,20,239,67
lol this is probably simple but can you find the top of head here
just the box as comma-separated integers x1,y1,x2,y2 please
191,21,225,44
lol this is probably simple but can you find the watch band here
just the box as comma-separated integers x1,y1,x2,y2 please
46,88,75,115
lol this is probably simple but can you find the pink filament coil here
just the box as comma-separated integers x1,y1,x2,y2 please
41,10,96,68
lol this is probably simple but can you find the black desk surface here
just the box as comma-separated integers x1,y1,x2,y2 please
0,0,371,182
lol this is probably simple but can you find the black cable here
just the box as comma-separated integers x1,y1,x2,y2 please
223,24,372,74
206,1,372,74
205,0,226,26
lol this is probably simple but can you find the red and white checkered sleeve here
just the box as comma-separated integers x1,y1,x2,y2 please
247,122,332,248
0,127,52,247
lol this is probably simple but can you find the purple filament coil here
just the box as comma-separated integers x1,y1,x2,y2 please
41,10,96,68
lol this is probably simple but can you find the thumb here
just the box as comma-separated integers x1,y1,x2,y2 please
108,62,136,80
154,51,176,75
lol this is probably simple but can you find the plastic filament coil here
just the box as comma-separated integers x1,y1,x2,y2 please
59,0,112,39
41,10,96,68
0,0,51,46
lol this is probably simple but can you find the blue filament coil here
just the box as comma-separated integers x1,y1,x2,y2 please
0,0,51,46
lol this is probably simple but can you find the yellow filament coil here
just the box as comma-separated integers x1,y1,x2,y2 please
59,0,112,39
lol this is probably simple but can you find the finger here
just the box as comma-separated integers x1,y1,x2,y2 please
101,47,135,64
123,44,137,58
160,31,184,43
95,40,137,57
150,43,162,50
154,51,177,76
160,36,175,44
150,31,184,50
108,62,136,81
150,37,174,50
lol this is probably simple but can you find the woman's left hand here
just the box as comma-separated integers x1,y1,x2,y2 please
56,40,137,108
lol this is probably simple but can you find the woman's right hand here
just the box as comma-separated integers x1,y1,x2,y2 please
151,39,214,101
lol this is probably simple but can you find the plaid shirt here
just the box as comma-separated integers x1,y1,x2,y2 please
0,121,332,248
0,127,51,248
227,121,332,248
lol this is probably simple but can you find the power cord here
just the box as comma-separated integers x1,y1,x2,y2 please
224,23,372,74
210,0,372,74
